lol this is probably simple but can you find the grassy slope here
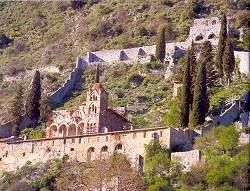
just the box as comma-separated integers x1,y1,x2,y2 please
0,1,248,122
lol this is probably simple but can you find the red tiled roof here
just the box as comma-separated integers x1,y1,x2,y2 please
107,109,128,122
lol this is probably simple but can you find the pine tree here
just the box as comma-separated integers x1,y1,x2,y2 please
180,49,191,128
189,41,197,108
40,92,52,123
190,57,208,128
200,41,218,87
155,25,166,63
223,37,235,86
26,69,41,121
10,83,24,136
216,13,227,83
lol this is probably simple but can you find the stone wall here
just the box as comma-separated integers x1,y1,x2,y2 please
0,127,196,172
234,51,250,79
171,150,200,171
50,57,86,106
0,115,33,138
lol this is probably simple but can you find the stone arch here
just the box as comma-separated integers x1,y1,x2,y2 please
49,124,58,137
87,147,95,161
208,33,216,39
68,123,77,136
100,146,109,159
195,35,204,41
77,122,84,135
58,124,67,137
115,143,122,151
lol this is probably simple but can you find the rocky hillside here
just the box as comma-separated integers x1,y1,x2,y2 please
0,0,249,122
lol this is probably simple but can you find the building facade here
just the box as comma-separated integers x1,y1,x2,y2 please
47,67,129,138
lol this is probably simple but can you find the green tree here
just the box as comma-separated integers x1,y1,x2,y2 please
200,41,218,87
223,37,235,86
10,84,24,136
189,41,197,100
155,25,166,63
144,141,176,191
216,13,227,84
180,48,191,128
190,56,208,128
26,69,41,121
40,93,52,123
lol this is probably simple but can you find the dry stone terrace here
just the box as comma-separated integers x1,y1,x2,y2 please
0,127,195,172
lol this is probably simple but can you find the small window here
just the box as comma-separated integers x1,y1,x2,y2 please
22,152,25,157
115,144,122,150
79,138,82,144
212,20,216,25
160,131,163,137
106,136,108,142
70,148,75,151
101,146,108,152
143,132,146,138
52,141,54,146
72,138,75,144
64,139,66,145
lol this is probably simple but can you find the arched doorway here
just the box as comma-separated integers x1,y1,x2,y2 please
68,124,76,136
49,125,58,137
59,124,67,137
100,146,108,159
77,122,84,135
87,147,95,161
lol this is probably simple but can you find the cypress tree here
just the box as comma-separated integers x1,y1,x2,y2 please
200,41,218,87
40,93,52,123
95,63,100,83
10,83,24,136
155,25,166,63
26,69,41,121
216,13,227,83
223,37,235,86
189,41,197,108
190,57,208,127
180,49,191,128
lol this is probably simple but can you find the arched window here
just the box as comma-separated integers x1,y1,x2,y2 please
101,146,108,152
195,35,203,41
87,147,95,161
94,106,97,113
115,144,122,151
208,33,216,39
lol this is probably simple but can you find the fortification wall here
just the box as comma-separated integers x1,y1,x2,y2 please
0,127,172,171
50,57,86,106
0,116,33,139
234,51,250,79
201,100,241,134
171,150,200,171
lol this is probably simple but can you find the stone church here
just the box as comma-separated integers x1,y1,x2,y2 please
47,64,129,138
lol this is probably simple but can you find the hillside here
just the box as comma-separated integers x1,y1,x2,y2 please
0,0,249,122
